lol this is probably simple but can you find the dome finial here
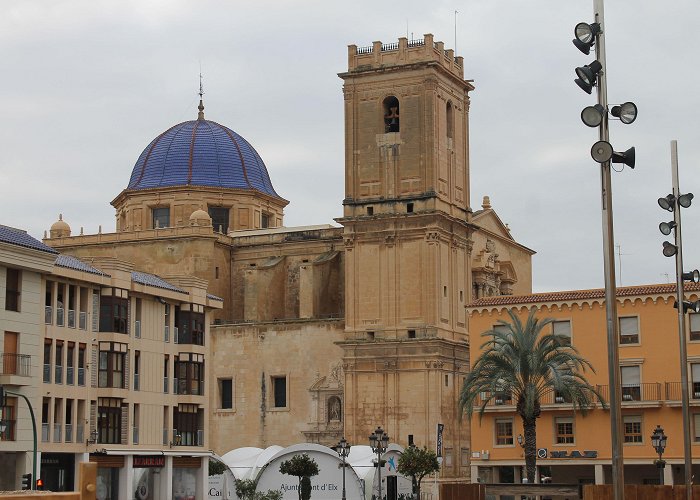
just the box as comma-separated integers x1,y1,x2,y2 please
197,68,205,120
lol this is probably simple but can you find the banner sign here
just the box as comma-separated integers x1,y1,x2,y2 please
133,455,165,468
436,423,444,457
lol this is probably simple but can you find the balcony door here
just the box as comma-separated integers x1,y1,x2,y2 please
3,331,18,374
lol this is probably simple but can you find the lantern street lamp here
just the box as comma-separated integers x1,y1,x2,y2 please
650,425,668,485
369,426,389,500
335,437,351,500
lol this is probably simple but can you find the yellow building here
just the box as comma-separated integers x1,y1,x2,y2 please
40,33,535,486
467,283,700,486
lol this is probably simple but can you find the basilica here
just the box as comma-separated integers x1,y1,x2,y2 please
43,33,534,482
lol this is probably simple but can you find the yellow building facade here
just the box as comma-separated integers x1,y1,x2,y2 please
468,283,700,486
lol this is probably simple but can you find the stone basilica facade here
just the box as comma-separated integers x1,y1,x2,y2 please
45,34,534,480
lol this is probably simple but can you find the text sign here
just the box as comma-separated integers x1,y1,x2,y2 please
133,455,165,468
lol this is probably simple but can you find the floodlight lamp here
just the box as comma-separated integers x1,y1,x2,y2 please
581,104,606,127
611,147,635,169
682,269,700,283
658,195,675,212
662,241,678,257
659,221,676,236
574,22,601,44
591,141,613,163
610,102,638,124
688,300,700,313
678,192,694,208
575,60,602,86
575,78,594,94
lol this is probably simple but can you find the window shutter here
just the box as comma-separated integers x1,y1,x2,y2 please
126,299,131,336
553,321,571,337
124,352,130,390
90,401,97,436
91,291,99,332
621,365,640,385
691,363,700,382
121,404,128,444
91,345,98,388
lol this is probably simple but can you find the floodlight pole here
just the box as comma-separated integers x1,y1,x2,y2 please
669,140,693,500
592,1,625,498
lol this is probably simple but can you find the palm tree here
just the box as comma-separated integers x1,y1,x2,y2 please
459,309,605,483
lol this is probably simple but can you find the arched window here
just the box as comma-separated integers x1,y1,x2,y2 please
328,396,342,422
446,101,454,139
383,96,400,133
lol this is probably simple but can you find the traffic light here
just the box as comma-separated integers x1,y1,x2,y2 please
21,473,32,490
36,478,44,490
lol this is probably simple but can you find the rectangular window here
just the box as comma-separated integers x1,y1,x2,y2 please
55,341,63,384
621,365,641,401
619,316,639,344
99,291,128,334
552,320,572,345
555,417,575,444
99,349,125,389
134,351,140,391
208,207,230,234
176,360,204,395
220,379,233,409
176,310,205,346
97,398,122,444
1,397,16,441
272,376,287,408
694,413,700,442
78,344,86,386
623,415,643,443
692,364,700,399
261,212,270,228
495,419,513,445
164,355,170,393
43,340,52,383
152,207,170,228
691,313,700,341
66,343,75,385
174,404,202,446
5,268,21,311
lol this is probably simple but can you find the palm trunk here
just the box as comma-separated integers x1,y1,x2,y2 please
522,418,537,483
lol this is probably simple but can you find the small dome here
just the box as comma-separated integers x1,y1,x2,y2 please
189,209,212,227
127,118,282,199
50,214,71,238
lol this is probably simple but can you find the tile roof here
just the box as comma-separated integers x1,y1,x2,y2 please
0,225,58,254
469,282,700,307
55,255,109,276
131,271,188,294
207,293,224,302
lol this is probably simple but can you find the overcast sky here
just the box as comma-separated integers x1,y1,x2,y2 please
1,1,699,293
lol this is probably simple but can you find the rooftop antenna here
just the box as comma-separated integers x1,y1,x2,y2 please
454,10,458,54
197,64,205,120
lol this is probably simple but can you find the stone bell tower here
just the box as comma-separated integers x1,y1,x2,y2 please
337,34,474,479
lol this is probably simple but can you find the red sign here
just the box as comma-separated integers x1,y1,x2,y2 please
133,455,165,468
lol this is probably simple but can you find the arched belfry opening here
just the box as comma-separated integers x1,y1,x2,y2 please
383,96,400,133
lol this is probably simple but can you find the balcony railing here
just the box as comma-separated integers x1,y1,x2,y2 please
77,424,84,444
65,423,73,443
134,320,141,339
43,364,51,383
596,383,662,402
163,428,168,446
133,426,139,445
79,311,87,330
68,309,76,328
163,376,169,393
78,367,85,386
174,327,179,344
134,374,140,391
53,423,62,442
41,423,49,442
164,325,170,343
45,306,52,325
56,308,64,327
1,353,31,376
476,391,513,407
665,381,700,400
67,366,74,385
172,429,205,447
176,379,205,396
55,365,63,385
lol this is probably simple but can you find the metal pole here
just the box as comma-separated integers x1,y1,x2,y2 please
593,0,625,497
342,452,347,500
658,452,664,486
378,447,382,500
670,140,693,500
7,390,38,490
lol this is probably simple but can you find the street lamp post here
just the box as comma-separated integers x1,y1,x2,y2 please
369,427,389,500
335,437,351,500
650,425,668,485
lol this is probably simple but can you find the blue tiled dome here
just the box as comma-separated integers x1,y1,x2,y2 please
127,118,281,198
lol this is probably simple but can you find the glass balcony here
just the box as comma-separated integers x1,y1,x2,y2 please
55,365,63,385
135,320,141,339
78,367,85,386
67,366,74,385
53,423,62,442
41,423,50,442
56,308,65,327
43,364,51,383
79,311,87,330
164,325,170,343
45,306,52,325
77,424,84,443
133,427,139,445
163,377,169,393
65,423,73,443
68,310,76,328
